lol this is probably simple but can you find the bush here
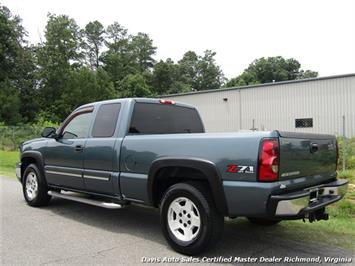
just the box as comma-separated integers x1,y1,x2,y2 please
0,121,59,151
338,137,355,170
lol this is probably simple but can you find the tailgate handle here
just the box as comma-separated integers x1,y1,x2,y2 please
310,143,318,153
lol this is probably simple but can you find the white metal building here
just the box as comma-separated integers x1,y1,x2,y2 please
168,73,355,137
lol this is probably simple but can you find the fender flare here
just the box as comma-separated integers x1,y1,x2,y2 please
21,151,45,182
147,157,229,215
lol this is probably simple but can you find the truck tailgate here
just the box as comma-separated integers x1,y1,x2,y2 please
278,131,337,180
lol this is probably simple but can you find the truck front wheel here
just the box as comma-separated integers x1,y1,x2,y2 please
160,182,224,255
23,164,51,207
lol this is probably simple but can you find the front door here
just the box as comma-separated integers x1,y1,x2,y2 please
44,108,94,190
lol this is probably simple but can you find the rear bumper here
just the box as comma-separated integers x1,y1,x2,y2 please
223,178,348,218
270,179,348,217
16,162,21,182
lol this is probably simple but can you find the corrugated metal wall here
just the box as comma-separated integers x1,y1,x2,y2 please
169,74,355,137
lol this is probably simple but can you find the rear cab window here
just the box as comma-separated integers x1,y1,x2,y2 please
129,102,204,134
92,103,121,137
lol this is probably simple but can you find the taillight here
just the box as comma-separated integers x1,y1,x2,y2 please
258,138,279,182
160,99,175,105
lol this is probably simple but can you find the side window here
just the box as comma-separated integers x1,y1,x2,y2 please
62,112,93,139
92,103,121,137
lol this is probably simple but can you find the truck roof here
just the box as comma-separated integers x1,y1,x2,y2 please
76,98,196,111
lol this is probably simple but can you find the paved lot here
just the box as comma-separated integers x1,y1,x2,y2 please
0,176,354,265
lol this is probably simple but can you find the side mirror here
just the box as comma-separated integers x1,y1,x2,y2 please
41,127,57,138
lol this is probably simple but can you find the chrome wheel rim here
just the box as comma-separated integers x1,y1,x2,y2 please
25,172,38,200
167,197,201,242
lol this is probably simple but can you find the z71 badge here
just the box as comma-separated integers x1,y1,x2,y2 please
226,164,254,174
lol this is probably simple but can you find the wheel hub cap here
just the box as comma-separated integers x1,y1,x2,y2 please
25,172,38,200
167,197,201,242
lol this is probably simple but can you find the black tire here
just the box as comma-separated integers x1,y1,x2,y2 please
247,217,281,226
160,182,224,255
22,164,51,207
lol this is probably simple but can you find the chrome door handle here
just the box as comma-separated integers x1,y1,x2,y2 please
75,145,84,151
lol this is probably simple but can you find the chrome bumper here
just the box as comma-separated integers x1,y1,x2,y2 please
271,179,348,216
16,162,21,182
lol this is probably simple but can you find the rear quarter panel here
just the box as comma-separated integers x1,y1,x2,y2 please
119,131,275,202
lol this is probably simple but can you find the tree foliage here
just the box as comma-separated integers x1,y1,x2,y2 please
177,50,225,91
82,20,105,69
150,50,225,95
0,4,318,125
0,5,35,124
119,73,152,98
225,56,318,87
131,32,156,72
36,14,83,121
151,59,183,95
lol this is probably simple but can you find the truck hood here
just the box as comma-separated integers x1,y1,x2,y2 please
22,138,47,146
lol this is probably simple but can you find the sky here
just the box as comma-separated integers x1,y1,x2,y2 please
2,0,355,79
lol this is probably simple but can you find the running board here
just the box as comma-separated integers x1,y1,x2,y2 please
48,191,124,209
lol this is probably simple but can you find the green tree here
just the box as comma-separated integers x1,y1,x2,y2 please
178,50,225,91
102,22,136,88
0,5,36,124
225,56,318,87
177,51,199,89
224,72,257,87
59,68,115,115
131,32,156,72
37,14,83,121
151,50,224,95
151,59,177,95
298,69,318,79
18,46,39,123
106,22,128,47
151,58,191,95
102,23,156,93
40,14,83,67
82,20,105,69
0,80,21,124
196,50,225,90
118,73,153,97
0,6,24,80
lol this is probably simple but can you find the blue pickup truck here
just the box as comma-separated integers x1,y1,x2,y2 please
16,98,348,255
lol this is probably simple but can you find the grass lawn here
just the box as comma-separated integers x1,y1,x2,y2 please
0,150,354,250
0,150,19,178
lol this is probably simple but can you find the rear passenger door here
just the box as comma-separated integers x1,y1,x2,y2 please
83,103,122,195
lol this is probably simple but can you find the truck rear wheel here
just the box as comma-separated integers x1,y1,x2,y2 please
160,182,224,255
23,164,51,207
247,217,281,226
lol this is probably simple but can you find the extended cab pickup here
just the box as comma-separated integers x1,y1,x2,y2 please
16,98,348,255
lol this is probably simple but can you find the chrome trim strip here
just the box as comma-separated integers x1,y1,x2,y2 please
46,170,82,178
83,175,110,181
45,165,80,171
